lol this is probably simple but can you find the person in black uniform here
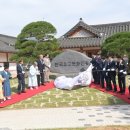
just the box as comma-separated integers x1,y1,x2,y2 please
37,54,45,86
91,55,98,84
100,56,108,88
96,54,102,85
109,56,117,92
106,56,117,91
106,57,112,91
117,56,127,94
128,72,130,99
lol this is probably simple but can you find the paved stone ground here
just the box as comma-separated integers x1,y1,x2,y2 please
0,105,130,130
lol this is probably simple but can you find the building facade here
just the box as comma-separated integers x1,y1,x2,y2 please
0,34,16,62
59,18,130,57
0,34,16,76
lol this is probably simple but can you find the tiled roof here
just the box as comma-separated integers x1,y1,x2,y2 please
92,21,130,38
59,37,102,48
59,21,130,48
0,34,16,53
63,20,101,38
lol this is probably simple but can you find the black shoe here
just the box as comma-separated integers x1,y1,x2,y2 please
106,88,109,91
21,90,26,93
128,97,130,99
42,84,45,86
106,88,112,91
121,93,125,95
113,90,117,92
17,92,21,95
117,91,122,93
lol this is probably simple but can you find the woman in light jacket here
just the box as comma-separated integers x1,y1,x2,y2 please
28,62,38,90
0,73,5,103
43,54,51,82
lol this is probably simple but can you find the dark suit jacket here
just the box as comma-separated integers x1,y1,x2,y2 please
17,64,24,80
117,61,127,76
102,60,108,70
37,59,45,73
109,60,117,70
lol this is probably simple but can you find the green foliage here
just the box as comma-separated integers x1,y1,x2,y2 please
101,32,130,57
11,21,61,63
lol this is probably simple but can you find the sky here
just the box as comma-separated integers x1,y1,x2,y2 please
0,0,130,38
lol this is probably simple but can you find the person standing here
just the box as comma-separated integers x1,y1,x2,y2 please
96,54,102,85
110,56,117,92
91,55,98,84
123,54,128,66
35,62,40,87
128,72,130,99
117,56,127,94
17,59,26,94
37,54,45,86
43,54,51,82
100,56,108,88
28,62,38,89
106,56,117,92
0,73,5,103
1,66,12,100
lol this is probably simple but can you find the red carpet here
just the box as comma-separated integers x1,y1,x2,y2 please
0,81,54,108
90,83,130,104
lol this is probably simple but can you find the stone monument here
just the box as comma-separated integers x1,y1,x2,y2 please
51,50,91,76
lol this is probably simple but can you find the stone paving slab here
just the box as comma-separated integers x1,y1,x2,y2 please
0,105,130,130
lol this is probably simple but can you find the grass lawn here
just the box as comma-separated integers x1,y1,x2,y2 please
27,126,130,130
2,76,128,110
2,76,130,130
48,126,130,130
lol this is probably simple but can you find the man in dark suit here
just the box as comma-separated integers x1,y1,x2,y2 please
117,56,127,94
91,55,98,84
96,54,102,85
100,56,108,88
106,56,117,92
17,59,26,94
37,54,45,86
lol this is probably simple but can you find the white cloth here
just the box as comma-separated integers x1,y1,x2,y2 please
111,68,115,71
103,68,106,71
119,70,123,72
28,65,38,87
54,64,93,90
123,71,127,75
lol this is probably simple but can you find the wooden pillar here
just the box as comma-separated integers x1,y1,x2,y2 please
6,53,8,62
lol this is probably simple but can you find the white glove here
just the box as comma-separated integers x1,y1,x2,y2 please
22,71,25,74
103,68,106,71
107,69,110,71
123,71,127,75
119,70,123,73
111,68,115,71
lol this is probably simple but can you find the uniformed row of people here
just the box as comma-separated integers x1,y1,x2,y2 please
91,55,127,95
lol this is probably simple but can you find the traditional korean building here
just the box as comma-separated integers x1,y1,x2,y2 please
59,18,130,57
0,34,16,75
0,34,16,62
